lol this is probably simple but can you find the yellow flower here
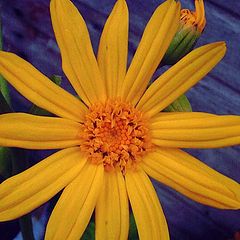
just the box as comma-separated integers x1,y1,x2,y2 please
0,0,239,239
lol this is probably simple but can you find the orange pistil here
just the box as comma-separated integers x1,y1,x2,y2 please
180,0,206,33
80,99,152,174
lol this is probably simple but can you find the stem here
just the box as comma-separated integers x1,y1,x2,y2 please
19,216,35,240
0,91,12,113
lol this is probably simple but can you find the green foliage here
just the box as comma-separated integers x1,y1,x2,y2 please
81,221,95,240
164,94,192,112
162,26,200,65
0,147,12,178
129,213,139,240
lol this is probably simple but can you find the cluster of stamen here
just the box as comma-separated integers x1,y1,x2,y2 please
180,2,206,33
181,9,198,27
80,100,152,174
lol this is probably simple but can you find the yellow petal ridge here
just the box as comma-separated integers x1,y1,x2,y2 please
95,170,129,240
50,0,106,105
0,51,87,122
194,0,206,32
0,148,86,221
45,163,104,240
121,0,180,105
150,112,240,148
142,148,240,209
125,168,169,240
98,0,129,98
0,113,82,149
137,42,226,117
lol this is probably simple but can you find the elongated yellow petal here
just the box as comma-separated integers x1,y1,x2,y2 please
137,42,226,117
0,51,87,122
150,111,213,121
150,112,240,148
95,170,129,240
50,0,106,105
0,147,86,221
141,148,240,209
0,113,81,149
98,0,128,98
125,168,169,240
45,162,104,240
195,0,206,30
121,0,180,105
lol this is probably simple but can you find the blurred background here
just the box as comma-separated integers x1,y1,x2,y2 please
0,0,239,239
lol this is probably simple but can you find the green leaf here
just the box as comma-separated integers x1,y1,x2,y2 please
129,213,139,240
50,75,62,86
163,94,192,112
81,220,95,240
0,75,10,105
0,147,12,179
0,91,12,114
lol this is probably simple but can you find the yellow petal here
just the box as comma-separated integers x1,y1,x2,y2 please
150,111,213,121
45,162,104,240
141,148,240,209
98,0,128,98
0,51,87,122
137,42,226,117
195,0,206,30
0,147,86,221
95,170,129,240
150,112,240,148
125,168,169,240
121,0,180,105
0,113,82,149
50,0,106,105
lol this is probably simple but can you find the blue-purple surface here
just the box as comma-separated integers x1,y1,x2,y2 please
0,0,239,239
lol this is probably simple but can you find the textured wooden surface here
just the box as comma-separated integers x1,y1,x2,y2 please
0,0,239,239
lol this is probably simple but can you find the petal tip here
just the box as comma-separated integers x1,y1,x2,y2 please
116,0,128,11
176,1,181,10
216,41,227,57
206,41,227,57
213,41,227,49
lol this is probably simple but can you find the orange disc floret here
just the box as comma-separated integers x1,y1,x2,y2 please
80,99,152,174
180,0,206,33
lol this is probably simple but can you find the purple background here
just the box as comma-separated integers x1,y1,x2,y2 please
0,0,240,239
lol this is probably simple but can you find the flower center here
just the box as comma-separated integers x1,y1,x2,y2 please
80,99,152,174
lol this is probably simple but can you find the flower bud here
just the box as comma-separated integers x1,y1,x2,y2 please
162,0,206,65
